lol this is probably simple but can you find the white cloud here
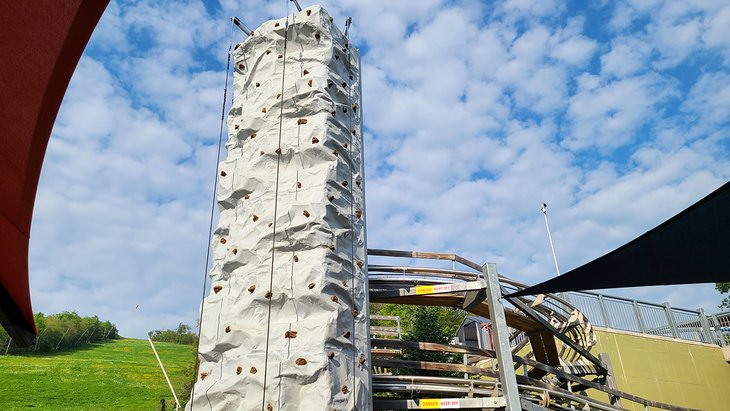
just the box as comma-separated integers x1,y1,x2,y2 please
565,73,677,151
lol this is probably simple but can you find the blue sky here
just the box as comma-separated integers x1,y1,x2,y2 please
31,0,730,337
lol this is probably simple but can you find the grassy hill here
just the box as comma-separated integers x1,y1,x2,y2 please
0,338,196,410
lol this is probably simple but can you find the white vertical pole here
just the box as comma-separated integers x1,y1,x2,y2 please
541,203,561,277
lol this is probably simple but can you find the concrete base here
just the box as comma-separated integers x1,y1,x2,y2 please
723,345,730,363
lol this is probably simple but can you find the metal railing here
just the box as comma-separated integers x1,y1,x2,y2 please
564,290,730,346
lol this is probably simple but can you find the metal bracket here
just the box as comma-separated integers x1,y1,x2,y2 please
462,288,487,311
507,295,608,374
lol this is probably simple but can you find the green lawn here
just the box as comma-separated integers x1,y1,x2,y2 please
0,338,196,410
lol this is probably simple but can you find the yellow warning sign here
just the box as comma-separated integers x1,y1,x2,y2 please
419,399,441,408
419,398,460,409
415,285,434,295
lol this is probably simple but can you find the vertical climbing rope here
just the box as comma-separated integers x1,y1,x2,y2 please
261,11,290,411
343,19,359,408
191,19,234,411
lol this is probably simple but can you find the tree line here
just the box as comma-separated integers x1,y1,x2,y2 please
0,311,118,355
149,323,198,345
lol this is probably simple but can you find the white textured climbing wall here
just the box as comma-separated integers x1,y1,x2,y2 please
189,5,371,411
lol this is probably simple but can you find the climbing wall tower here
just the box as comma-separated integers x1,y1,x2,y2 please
189,5,371,411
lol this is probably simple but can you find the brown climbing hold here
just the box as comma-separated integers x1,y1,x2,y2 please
356,260,364,268
351,129,357,136
267,405,273,411
250,366,257,374
262,107,267,113
341,82,346,88
331,110,336,117
343,331,351,338
236,366,243,375
353,309,360,317
352,103,358,111
234,124,240,130
274,22,280,27
335,55,340,60
333,150,339,157
200,372,208,380
355,209,362,219
355,180,361,187
298,118,307,125
303,210,310,217
252,215,259,222
213,285,223,294
327,195,334,202
244,194,250,200
232,248,238,255
293,255,299,262
327,352,335,359
220,238,227,244
266,49,272,55
307,79,312,87
315,32,321,41
235,44,240,50
250,132,257,139
276,93,281,99
220,170,227,177
359,355,366,365
225,325,231,333
265,290,272,298
260,150,265,156
311,136,319,144
255,82,260,87
248,284,256,293
331,295,339,303
342,107,348,113
328,243,335,251
329,16,334,23
308,282,315,289
349,75,353,80
342,181,348,187
275,147,282,154
343,143,348,149
297,181,302,189
342,280,347,287
295,357,307,365
268,222,273,228
278,54,283,59
303,69,309,75
284,330,298,338
341,385,349,394
238,63,245,70
306,9,312,16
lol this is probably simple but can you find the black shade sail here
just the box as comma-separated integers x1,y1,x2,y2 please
509,181,730,297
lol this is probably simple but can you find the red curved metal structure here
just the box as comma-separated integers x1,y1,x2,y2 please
0,1,108,346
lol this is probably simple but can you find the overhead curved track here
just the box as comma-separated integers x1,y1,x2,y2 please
0,0,109,346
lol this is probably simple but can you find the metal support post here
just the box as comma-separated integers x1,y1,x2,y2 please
482,263,521,411
599,353,623,407
663,303,679,338
632,300,647,333
698,309,714,344
597,294,611,328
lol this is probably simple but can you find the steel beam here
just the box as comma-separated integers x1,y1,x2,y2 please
482,263,522,411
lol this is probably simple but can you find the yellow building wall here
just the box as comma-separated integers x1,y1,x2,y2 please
590,327,730,411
